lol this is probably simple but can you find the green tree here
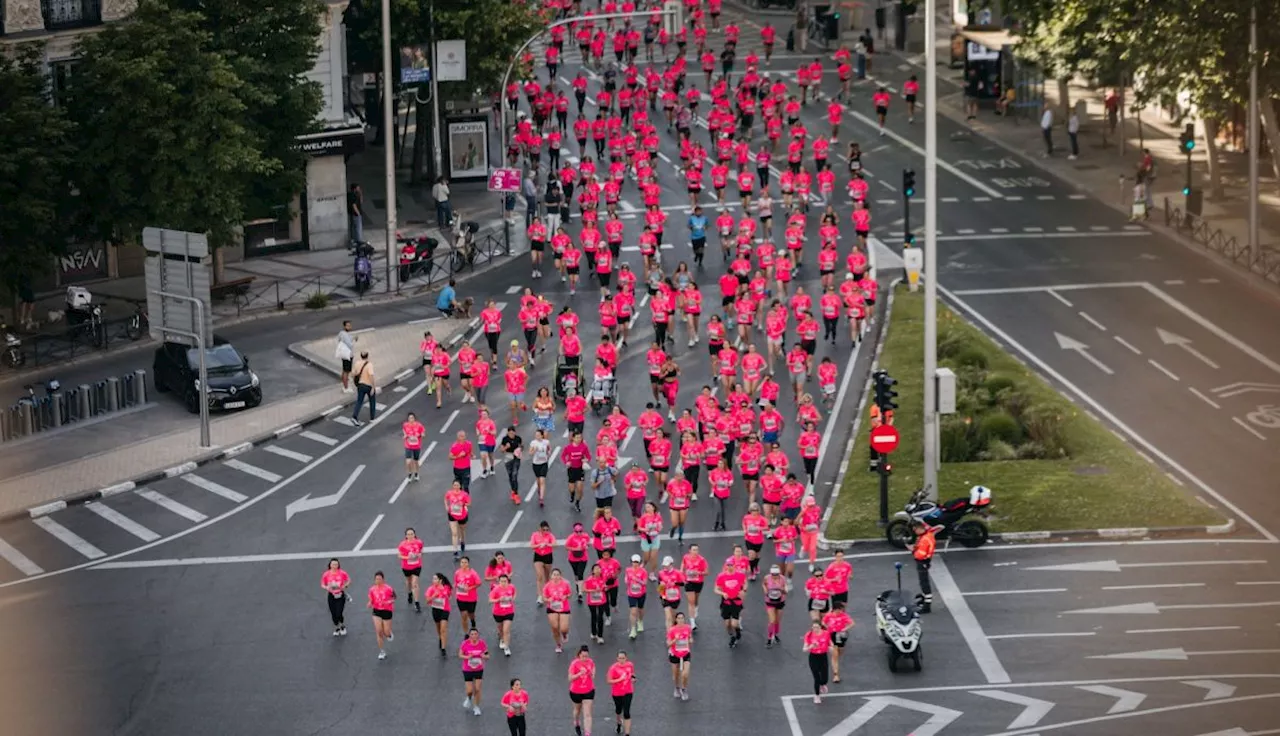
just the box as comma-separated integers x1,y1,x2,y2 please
164,0,326,219
0,44,76,292
64,1,269,251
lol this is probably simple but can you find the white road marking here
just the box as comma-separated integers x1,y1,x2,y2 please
987,632,1095,639
938,231,1149,242
0,536,44,575
1068,194,1088,200
941,197,960,203
956,228,976,235
225,459,282,483
970,690,1055,729
1143,283,1280,374
1038,195,1056,201
974,196,992,202
964,588,1067,596
1113,336,1143,355
264,445,314,463
620,426,637,452
989,227,1009,233
1023,226,1044,233
1078,312,1107,331
1091,225,1112,231
1148,359,1180,381
388,477,411,505
1233,416,1267,440
1237,580,1280,585
299,430,339,446
1076,685,1147,714
354,514,384,551
85,503,160,543
500,510,524,545
440,409,460,433
1056,226,1077,232
931,557,1010,684
137,490,208,523
1046,290,1074,308
1125,626,1239,634
179,474,248,503
1101,583,1204,590
803,337,864,504
33,517,106,560
506,285,522,294
942,285,1278,542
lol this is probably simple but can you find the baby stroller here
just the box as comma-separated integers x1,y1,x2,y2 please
554,359,583,400
589,369,617,415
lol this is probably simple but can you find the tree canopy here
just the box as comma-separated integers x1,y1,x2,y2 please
0,45,76,288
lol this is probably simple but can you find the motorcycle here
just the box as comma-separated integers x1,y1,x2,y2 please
353,242,374,294
2,323,25,368
449,216,480,273
885,485,992,550
876,562,923,673
65,286,106,347
398,232,440,280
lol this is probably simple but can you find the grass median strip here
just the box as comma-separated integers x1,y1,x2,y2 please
827,285,1224,540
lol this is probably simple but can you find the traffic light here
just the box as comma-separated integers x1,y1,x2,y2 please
902,169,916,198
873,370,899,413
1180,123,1195,153
905,232,916,246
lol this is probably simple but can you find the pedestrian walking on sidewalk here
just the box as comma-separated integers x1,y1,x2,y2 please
1067,110,1080,160
351,351,377,425
433,176,453,228
1040,105,1055,157
336,320,356,392
523,173,539,228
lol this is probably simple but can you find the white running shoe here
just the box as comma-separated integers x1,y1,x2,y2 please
473,707,482,717
464,697,472,709
332,629,341,637
386,633,394,642
674,687,681,698
681,688,689,701
378,651,386,660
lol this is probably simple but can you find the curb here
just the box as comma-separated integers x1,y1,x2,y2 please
819,517,1238,551
722,0,797,18
284,317,478,379
0,236,522,390
4,338,446,523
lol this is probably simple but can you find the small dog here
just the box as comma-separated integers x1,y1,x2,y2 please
455,296,474,319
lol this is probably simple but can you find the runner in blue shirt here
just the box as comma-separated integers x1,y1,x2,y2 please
688,206,708,267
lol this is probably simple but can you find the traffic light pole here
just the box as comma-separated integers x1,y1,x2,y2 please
878,460,890,525
922,0,939,502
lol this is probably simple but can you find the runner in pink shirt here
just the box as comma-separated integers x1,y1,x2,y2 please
504,361,529,427
488,573,517,656
459,628,491,715
320,558,351,637
666,611,694,700
454,555,481,631
502,679,531,735
403,412,426,481
398,527,425,613
367,571,396,660
568,646,597,735
803,620,832,702
606,651,637,735
657,556,687,629
543,568,574,652
423,573,453,656
714,558,748,647
480,299,503,365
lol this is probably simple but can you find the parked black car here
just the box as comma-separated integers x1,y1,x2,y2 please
153,337,262,414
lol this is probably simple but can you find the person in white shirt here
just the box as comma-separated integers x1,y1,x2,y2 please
1067,111,1080,160
1040,105,1054,157
432,177,452,227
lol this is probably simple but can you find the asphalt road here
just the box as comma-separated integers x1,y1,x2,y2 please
1,14,1279,736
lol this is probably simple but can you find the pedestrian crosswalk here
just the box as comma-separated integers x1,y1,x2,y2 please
0,426,346,583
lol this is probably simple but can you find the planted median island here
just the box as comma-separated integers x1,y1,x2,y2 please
827,285,1224,540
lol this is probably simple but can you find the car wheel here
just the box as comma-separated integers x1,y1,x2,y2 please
247,393,262,409
184,389,201,414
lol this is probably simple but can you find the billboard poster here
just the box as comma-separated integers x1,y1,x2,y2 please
435,40,467,82
399,45,431,85
447,119,489,180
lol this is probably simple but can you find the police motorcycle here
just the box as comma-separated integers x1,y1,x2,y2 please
875,561,923,673
885,485,992,549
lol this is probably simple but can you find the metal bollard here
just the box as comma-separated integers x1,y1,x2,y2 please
122,374,134,407
1,408,10,441
78,385,90,421
51,393,64,428
134,369,148,405
18,403,33,437
106,377,120,412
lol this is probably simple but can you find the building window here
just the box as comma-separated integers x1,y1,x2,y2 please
41,0,103,31
50,59,77,107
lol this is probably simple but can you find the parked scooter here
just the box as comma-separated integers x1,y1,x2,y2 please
398,232,440,280
876,562,924,673
1,323,24,368
353,242,374,294
885,485,992,550
64,286,105,347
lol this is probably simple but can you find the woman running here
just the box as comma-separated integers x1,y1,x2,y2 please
424,572,453,656
444,480,471,556
636,501,663,576
459,627,490,715
600,548,622,624
806,566,833,623
543,567,574,653
708,459,734,531
657,556,686,629
763,563,787,647
568,645,597,736
681,544,708,629
665,469,692,543
502,678,530,736
773,515,800,589
714,558,747,648
624,553,650,640
368,570,396,660
530,520,556,605
454,556,482,632
741,502,769,580
585,562,610,644
398,528,425,613
484,551,512,591
321,558,350,637
803,621,831,703
799,497,823,570
529,427,552,506
565,520,591,600
606,651,636,735
667,611,694,701
659,356,680,420
489,573,517,656
822,601,854,683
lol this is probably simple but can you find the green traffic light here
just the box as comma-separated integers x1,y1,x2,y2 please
905,188,915,197
1183,187,1191,195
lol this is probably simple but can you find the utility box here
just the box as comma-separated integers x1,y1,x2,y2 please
936,367,957,414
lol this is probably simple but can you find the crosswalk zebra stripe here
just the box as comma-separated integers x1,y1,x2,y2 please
85,503,160,542
225,459,283,483
0,535,44,575
264,445,314,463
33,517,106,560
136,490,208,523
179,474,248,503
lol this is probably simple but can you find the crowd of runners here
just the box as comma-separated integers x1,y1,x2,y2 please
320,0,910,732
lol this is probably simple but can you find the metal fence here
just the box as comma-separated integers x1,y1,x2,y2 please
1,369,148,443
1163,198,1280,285
2,313,149,373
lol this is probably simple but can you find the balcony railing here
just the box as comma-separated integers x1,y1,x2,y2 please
41,0,103,31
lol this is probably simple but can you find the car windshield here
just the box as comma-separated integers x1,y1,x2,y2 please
187,345,244,372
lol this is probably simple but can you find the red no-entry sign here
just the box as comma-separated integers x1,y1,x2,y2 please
869,424,900,454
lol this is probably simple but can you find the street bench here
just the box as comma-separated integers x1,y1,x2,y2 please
209,276,256,302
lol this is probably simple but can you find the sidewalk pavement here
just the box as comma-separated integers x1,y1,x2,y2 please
897,15,1280,288
0,317,471,520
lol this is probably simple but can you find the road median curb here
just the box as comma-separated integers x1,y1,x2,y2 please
819,517,1239,550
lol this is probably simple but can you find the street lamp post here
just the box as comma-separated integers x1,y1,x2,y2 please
922,0,939,500
380,0,399,293
1248,1,1260,265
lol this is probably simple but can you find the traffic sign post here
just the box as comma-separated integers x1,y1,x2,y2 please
487,168,522,193
870,424,900,454
871,370,900,525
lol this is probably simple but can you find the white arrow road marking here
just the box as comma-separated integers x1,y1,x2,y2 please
1027,559,1266,573
1090,647,1280,661
821,696,962,736
1055,332,1114,375
1193,729,1249,736
1067,600,1280,615
1212,381,1280,398
1156,328,1220,369
1076,685,1146,714
285,464,366,521
1182,680,1237,700
971,690,1055,729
